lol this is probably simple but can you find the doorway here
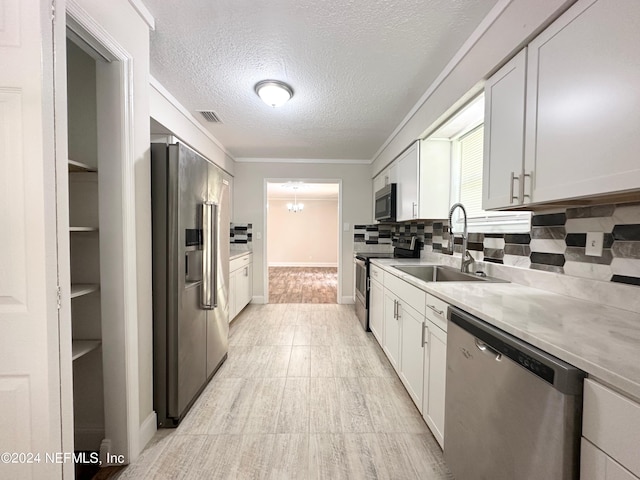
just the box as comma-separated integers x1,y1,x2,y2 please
266,181,340,303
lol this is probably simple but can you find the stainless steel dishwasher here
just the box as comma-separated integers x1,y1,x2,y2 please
444,307,585,480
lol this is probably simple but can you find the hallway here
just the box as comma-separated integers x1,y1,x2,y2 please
269,267,338,304
117,304,452,479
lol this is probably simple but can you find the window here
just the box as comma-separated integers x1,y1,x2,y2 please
428,94,531,233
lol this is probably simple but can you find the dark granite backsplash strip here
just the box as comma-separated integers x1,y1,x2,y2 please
564,247,613,265
612,242,640,259
531,226,566,239
484,248,504,260
468,233,484,243
504,244,531,256
611,275,640,286
531,263,565,274
612,224,640,241
484,233,504,239
530,252,565,267
484,258,504,264
566,205,615,219
532,213,566,226
504,234,531,244
565,233,586,247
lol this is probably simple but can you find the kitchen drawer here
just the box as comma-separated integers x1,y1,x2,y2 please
230,253,252,272
425,294,448,332
384,271,426,316
370,264,384,283
583,378,640,477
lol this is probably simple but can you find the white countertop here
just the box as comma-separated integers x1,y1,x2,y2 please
230,247,252,260
371,258,640,400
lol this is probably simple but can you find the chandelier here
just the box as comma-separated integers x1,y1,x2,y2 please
286,186,304,213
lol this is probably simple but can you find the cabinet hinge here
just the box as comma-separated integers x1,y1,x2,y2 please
51,0,56,21
56,285,62,310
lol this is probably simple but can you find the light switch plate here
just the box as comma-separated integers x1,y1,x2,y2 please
343,222,350,232
585,231,603,257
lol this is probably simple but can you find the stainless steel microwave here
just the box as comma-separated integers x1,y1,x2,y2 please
375,183,396,222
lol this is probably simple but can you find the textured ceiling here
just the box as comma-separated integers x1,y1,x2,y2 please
145,0,498,161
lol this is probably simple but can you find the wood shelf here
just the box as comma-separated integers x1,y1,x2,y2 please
72,340,101,361
68,159,97,173
71,284,99,299
70,226,98,232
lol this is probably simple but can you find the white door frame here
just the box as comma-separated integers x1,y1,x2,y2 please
57,0,140,465
263,178,343,304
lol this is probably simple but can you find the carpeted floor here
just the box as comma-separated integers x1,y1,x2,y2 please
269,267,338,304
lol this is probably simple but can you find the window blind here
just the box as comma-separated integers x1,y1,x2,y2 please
458,125,485,218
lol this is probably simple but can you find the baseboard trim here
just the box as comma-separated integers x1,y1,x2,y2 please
268,262,338,268
340,296,355,305
138,411,157,456
252,295,266,304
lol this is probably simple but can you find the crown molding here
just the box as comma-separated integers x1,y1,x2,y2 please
235,157,370,165
128,0,155,30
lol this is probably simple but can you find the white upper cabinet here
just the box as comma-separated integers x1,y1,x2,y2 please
484,0,640,208
483,49,527,210
395,141,420,221
525,0,640,204
419,139,451,218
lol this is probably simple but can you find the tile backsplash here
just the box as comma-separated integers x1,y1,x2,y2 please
354,202,640,287
230,223,252,244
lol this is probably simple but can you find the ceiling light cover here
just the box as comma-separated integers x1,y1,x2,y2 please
255,80,293,107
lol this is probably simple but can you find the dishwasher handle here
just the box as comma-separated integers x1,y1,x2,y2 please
475,338,502,361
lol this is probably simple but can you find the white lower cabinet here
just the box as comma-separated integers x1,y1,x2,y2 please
383,289,401,372
582,439,638,480
369,276,384,345
581,378,640,479
422,318,447,448
399,301,425,408
229,253,253,321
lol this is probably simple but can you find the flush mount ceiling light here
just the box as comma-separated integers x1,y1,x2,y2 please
255,80,294,107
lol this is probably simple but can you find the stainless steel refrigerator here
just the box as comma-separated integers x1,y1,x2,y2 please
151,141,230,427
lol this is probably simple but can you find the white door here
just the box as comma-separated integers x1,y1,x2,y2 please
382,290,400,372
0,0,64,479
424,321,447,448
369,278,384,345
399,304,424,409
395,142,419,221
483,48,527,210
524,0,640,204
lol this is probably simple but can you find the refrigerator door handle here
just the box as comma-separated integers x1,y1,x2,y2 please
201,202,214,309
211,202,218,308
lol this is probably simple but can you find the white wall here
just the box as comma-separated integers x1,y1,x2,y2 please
72,0,154,458
372,0,575,176
267,198,338,267
233,162,372,303
150,78,235,175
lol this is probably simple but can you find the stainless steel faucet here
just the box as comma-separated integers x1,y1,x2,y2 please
448,202,474,273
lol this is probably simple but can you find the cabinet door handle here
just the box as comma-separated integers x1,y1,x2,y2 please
396,301,401,320
427,304,444,316
412,202,417,218
421,322,426,346
244,267,248,276
393,299,397,319
521,171,532,203
510,172,519,204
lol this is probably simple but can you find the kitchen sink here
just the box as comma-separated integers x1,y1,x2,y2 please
392,265,504,283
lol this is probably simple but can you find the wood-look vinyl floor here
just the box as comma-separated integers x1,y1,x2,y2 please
116,305,452,480
269,267,337,304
